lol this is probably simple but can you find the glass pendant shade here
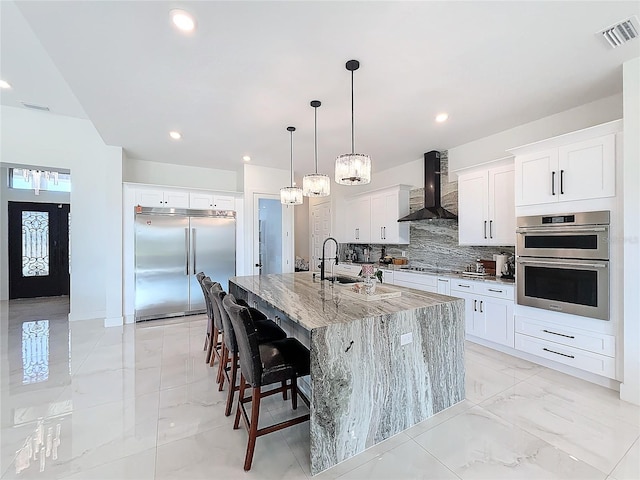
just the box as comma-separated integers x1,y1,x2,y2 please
335,59,371,186
335,153,371,185
302,173,330,197
280,186,303,205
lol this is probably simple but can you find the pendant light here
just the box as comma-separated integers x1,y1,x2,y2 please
303,100,330,197
280,126,303,205
335,59,371,185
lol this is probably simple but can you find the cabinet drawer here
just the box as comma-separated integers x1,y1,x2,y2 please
477,283,514,300
450,279,476,293
515,316,615,357
393,271,437,287
515,333,615,379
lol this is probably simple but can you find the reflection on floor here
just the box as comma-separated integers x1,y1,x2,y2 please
0,297,638,479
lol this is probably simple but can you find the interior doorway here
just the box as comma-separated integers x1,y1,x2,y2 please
8,201,71,299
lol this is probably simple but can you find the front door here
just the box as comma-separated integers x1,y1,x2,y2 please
8,202,70,299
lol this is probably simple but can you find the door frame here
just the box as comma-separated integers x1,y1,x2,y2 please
252,193,294,276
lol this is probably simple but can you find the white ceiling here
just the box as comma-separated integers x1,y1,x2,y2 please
2,1,639,176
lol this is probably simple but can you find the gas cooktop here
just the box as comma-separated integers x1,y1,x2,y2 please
399,266,462,274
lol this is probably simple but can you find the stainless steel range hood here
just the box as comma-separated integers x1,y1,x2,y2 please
398,150,457,221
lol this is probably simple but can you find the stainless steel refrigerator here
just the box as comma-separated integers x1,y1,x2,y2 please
134,207,236,321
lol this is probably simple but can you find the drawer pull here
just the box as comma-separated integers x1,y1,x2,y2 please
542,329,575,339
488,288,503,293
543,347,574,359
457,284,471,288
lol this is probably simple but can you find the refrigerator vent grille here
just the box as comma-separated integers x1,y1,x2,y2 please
599,16,639,49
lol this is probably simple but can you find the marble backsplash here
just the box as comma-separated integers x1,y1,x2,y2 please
341,150,514,271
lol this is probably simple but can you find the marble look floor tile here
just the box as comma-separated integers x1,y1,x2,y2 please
337,439,459,480
464,361,522,404
610,437,640,480
159,353,217,390
57,447,156,480
156,378,227,446
1,393,159,480
155,423,307,479
415,406,607,479
480,382,639,474
530,369,640,427
465,344,543,381
404,399,474,439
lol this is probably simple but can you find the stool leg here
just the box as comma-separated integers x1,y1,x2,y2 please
234,374,246,430
281,380,287,400
208,327,219,367
291,376,298,410
243,386,261,471
217,344,228,390
225,352,239,416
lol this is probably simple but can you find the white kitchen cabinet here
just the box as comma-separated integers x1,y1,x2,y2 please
370,187,410,244
189,192,235,210
436,277,450,295
341,185,410,245
451,280,515,348
458,163,515,246
345,197,371,243
393,271,437,293
514,133,615,206
135,188,189,208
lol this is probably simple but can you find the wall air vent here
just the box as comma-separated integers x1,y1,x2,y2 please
599,15,639,48
21,102,50,112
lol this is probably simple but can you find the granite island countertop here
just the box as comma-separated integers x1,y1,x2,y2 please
230,272,459,331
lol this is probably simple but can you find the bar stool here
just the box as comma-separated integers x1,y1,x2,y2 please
203,279,224,370
197,274,220,365
217,292,286,416
226,300,310,471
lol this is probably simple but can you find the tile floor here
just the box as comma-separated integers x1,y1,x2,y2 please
0,297,638,479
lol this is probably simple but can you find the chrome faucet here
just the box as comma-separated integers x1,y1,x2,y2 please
320,237,339,281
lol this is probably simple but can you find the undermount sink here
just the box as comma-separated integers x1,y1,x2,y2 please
324,275,361,284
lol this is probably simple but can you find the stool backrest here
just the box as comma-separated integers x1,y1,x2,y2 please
205,281,223,329
220,292,238,353
226,299,262,387
197,274,212,320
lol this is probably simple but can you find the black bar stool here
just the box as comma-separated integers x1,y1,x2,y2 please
203,279,224,371
217,292,287,416
226,300,310,471
197,274,221,365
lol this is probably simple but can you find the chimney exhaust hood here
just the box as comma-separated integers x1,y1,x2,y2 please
397,150,457,222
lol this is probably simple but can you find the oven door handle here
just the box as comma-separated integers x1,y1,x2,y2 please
516,227,607,234
516,258,608,268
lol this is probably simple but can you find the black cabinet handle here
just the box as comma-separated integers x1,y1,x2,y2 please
473,299,477,312
543,347,574,359
489,220,493,238
551,171,556,195
542,329,575,339
479,300,483,313
484,221,487,239
457,284,470,288
488,288,503,293
560,170,565,195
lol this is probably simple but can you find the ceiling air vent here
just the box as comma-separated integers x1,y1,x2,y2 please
21,102,50,112
599,15,639,48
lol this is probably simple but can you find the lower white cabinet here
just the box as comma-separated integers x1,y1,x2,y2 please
436,277,450,295
393,271,437,293
514,315,616,378
451,280,515,348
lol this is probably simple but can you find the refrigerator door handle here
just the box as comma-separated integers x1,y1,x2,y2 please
185,228,189,275
192,228,197,275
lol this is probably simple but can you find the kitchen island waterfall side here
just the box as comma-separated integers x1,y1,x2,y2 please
229,272,465,475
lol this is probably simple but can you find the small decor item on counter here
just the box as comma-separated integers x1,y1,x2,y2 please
475,259,485,274
375,269,383,284
360,263,377,295
392,258,408,265
494,253,509,278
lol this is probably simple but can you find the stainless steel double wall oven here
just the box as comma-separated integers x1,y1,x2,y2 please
516,211,610,320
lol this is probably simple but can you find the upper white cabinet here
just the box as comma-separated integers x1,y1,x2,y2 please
512,128,617,207
345,196,372,243
342,185,410,245
135,188,189,208
458,162,515,246
370,188,410,244
189,192,235,210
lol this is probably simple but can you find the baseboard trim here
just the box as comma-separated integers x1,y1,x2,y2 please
104,316,124,328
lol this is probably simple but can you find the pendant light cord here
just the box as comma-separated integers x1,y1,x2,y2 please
351,69,355,154
290,129,294,187
314,106,318,174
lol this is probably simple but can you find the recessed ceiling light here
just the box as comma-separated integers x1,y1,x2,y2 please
170,9,196,32
169,131,182,140
435,113,449,123
0,80,11,89
242,155,251,162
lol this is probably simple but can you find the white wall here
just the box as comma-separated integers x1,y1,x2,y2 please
621,56,640,405
448,94,623,173
242,164,294,276
1,106,123,324
0,166,71,300
123,157,238,192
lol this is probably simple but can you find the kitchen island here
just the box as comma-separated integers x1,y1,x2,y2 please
229,272,465,475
